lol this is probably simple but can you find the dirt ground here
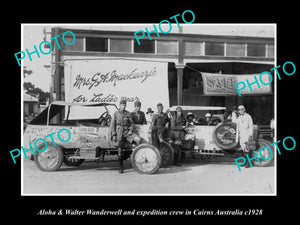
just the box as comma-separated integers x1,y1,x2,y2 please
22,154,275,195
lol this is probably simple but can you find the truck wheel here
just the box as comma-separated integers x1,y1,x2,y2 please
159,140,174,167
34,143,64,172
213,122,239,150
131,144,161,174
251,138,274,167
63,157,84,167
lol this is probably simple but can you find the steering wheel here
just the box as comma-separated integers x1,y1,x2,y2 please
98,111,112,126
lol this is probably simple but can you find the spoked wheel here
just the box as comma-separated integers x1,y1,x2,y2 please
131,144,161,174
250,139,274,167
34,143,64,171
158,140,174,167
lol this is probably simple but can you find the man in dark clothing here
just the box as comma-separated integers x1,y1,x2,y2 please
170,106,186,166
151,103,170,148
130,100,147,125
110,99,134,174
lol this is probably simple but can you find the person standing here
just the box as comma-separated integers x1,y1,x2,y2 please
235,105,253,168
184,112,197,159
170,106,186,166
129,100,146,146
110,99,134,174
130,100,147,125
151,103,170,148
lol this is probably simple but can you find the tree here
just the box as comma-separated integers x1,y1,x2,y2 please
24,82,50,103
23,66,33,78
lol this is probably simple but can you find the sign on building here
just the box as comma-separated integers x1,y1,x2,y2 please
201,72,272,96
64,59,169,119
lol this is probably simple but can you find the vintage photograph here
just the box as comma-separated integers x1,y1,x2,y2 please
21,24,276,195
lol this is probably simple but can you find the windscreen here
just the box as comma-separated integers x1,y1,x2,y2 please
66,105,118,120
170,110,225,121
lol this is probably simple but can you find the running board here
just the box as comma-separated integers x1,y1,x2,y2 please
196,150,224,156
68,156,98,160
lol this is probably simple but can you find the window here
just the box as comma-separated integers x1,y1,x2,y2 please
205,42,224,56
110,39,132,53
157,41,177,54
267,44,274,58
134,40,155,53
226,43,246,57
247,43,265,57
85,37,108,52
184,41,204,55
61,37,84,51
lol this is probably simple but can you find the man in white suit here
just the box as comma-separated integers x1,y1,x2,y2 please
236,105,253,168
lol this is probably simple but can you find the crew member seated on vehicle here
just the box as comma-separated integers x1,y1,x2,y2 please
224,106,238,123
199,113,221,126
110,99,141,174
184,112,196,159
151,103,170,149
186,112,198,126
204,113,213,125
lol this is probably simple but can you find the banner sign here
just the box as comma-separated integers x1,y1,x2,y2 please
64,59,169,119
201,72,272,96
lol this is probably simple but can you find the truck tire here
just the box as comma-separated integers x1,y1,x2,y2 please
250,138,274,167
159,140,174,167
213,122,239,150
131,144,161,174
34,143,64,172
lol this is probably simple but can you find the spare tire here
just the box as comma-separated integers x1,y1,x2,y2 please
213,122,239,150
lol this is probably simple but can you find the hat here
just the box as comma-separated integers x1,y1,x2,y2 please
186,112,195,119
176,106,183,111
205,113,212,118
157,103,163,107
119,99,127,105
146,108,154,114
134,100,141,107
238,105,245,110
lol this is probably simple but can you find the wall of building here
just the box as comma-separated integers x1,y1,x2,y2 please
50,27,275,125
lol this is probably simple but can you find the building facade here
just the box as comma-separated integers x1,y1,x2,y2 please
23,92,39,116
50,27,275,125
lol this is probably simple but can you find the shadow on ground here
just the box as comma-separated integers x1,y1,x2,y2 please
57,155,241,174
